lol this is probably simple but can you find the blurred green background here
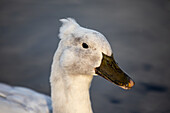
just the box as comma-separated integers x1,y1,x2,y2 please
0,0,170,113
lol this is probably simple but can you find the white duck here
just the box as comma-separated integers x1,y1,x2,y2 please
0,18,134,113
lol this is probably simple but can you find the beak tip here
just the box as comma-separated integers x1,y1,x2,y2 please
128,79,135,88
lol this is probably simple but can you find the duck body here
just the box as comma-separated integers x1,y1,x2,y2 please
0,83,52,113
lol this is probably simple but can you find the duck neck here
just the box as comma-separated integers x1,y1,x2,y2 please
50,59,93,113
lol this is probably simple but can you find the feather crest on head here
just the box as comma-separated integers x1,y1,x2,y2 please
59,18,80,39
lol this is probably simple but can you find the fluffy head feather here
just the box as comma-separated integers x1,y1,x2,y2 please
59,18,79,39
57,18,112,76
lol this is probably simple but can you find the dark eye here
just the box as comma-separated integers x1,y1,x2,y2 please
82,43,89,49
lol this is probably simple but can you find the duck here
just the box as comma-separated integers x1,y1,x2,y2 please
0,18,134,113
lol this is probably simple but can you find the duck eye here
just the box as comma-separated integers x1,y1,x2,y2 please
82,43,89,49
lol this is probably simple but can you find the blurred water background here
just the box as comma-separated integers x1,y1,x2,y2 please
0,0,170,113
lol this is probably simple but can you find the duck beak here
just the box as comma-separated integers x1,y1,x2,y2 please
95,53,135,89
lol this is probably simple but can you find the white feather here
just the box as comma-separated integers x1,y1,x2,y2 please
0,83,52,113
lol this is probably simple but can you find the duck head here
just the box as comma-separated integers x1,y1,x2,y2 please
58,18,134,89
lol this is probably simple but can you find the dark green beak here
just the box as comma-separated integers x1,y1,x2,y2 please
95,53,135,89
